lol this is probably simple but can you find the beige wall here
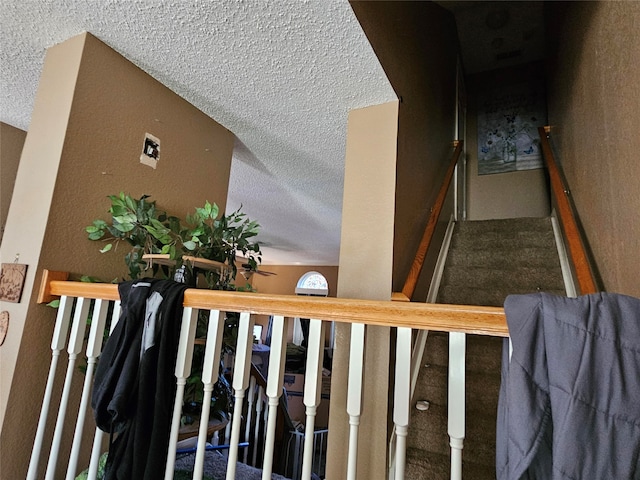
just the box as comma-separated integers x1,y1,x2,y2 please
466,63,551,220
545,1,640,297
0,122,26,242
327,100,399,480
350,1,460,301
0,32,234,478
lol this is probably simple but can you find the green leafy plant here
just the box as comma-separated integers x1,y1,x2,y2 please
85,193,261,290
86,193,182,279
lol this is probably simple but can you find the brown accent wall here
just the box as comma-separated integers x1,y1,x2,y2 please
545,1,640,297
0,32,234,478
350,1,460,301
0,123,26,242
466,63,551,220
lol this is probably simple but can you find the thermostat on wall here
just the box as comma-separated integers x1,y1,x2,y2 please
140,133,160,169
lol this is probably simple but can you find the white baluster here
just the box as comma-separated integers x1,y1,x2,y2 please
193,309,225,480
164,307,199,480
394,327,412,480
245,375,257,464
226,312,255,480
65,299,110,480
45,296,90,480
448,332,466,480
86,300,120,480
27,295,74,480
302,319,326,480
347,323,366,480
262,315,288,480
252,385,264,466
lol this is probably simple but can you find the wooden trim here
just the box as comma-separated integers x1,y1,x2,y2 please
538,127,597,295
401,141,464,300
37,270,69,304
46,279,508,337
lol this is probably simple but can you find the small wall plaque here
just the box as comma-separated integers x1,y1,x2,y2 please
0,263,28,303
0,311,8,346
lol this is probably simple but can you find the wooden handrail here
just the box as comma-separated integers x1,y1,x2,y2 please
400,140,464,300
44,277,508,337
538,127,597,295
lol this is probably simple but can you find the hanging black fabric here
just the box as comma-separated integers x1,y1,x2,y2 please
92,278,189,480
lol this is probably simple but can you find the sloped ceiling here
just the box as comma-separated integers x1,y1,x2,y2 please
0,0,396,265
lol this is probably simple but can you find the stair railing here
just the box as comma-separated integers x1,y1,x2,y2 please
538,126,598,295
30,273,507,480
391,140,466,480
398,140,464,302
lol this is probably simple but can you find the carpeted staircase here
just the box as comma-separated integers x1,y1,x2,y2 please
405,217,566,479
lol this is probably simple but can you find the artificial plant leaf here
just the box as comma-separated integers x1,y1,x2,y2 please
183,240,197,251
100,244,113,253
114,222,135,233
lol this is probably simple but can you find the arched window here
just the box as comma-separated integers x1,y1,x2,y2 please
295,271,329,296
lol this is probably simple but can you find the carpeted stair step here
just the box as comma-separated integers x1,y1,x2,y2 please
445,246,562,269
406,216,566,479
441,265,566,292
405,448,497,480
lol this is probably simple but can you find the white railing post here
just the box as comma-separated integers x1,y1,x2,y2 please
448,332,466,480
164,307,199,480
27,295,74,480
226,312,255,480
245,375,257,464
262,315,288,480
301,319,326,480
252,385,265,466
193,309,226,480
45,296,90,480
394,327,413,480
65,298,110,480
346,323,366,480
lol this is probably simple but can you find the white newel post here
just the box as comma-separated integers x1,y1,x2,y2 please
45,296,90,480
193,309,226,480
301,319,326,480
226,312,255,480
394,327,413,480
27,295,74,480
448,332,466,480
346,322,366,480
165,307,199,480
262,315,288,480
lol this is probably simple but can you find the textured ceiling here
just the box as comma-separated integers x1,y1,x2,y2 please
0,0,396,265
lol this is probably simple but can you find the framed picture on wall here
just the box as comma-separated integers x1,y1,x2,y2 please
477,80,547,175
0,263,28,303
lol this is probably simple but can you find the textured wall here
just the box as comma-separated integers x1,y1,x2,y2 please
0,32,234,478
0,122,26,242
350,1,460,299
546,1,640,297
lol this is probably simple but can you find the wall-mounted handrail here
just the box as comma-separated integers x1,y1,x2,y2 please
400,140,464,301
44,277,507,337
538,127,598,295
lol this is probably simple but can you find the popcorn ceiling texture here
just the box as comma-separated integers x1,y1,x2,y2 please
0,0,396,265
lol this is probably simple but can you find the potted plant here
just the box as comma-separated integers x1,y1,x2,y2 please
86,192,262,424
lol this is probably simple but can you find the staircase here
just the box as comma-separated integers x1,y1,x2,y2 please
405,217,566,479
